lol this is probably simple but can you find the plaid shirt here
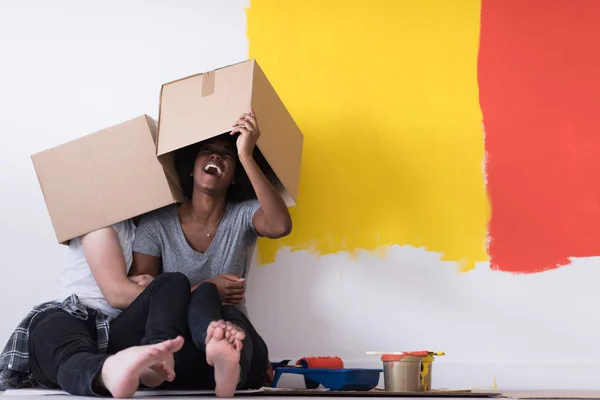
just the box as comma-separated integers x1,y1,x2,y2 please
0,294,111,390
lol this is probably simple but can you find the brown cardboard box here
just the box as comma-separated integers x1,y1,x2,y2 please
157,59,303,206
32,115,182,243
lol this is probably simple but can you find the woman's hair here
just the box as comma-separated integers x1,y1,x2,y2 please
174,133,257,203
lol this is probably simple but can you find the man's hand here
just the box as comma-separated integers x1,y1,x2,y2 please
129,274,154,287
206,274,245,304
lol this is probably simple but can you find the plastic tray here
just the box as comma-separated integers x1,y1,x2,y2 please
272,368,382,391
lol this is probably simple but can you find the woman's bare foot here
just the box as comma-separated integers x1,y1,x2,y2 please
206,320,245,346
223,321,245,345
100,336,184,398
206,321,245,398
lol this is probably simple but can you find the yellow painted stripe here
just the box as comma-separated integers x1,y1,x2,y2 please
247,0,489,270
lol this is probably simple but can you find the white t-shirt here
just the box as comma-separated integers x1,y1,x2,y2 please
45,220,136,318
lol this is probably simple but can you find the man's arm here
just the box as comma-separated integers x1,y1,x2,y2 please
81,227,144,309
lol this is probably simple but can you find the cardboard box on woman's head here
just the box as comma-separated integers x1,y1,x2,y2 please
32,116,183,244
157,59,304,207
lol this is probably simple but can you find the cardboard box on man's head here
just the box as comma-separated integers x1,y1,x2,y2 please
157,59,303,206
32,116,183,244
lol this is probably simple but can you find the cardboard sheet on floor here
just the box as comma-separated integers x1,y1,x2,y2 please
248,389,501,398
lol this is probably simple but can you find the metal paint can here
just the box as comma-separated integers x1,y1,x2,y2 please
381,354,422,392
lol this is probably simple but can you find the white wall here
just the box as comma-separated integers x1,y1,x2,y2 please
0,0,248,346
2,0,600,391
247,251,600,389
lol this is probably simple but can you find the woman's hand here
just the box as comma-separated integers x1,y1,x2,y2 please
129,274,154,287
231,109,260,159
206,274,245,304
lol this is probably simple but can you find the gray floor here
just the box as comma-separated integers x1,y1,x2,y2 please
3,390,600,399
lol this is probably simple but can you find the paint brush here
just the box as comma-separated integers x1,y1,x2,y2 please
366,351,445,356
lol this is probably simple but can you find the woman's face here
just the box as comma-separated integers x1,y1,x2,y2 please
192,137,237,194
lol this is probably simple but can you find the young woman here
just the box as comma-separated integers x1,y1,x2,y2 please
130,110,292,397
0,221,190,398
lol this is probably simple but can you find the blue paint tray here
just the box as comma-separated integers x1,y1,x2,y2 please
272,367,382,391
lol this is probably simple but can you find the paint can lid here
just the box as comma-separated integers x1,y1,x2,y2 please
381,351,429,362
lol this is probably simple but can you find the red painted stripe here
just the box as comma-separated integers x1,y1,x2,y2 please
479,0,600,273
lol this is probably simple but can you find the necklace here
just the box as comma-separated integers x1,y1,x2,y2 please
189,206,225,237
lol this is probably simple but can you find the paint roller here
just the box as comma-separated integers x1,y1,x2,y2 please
296,356,344,369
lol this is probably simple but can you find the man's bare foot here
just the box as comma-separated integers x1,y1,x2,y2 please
206,321,245,398
139,356,175,388
100,336,184,398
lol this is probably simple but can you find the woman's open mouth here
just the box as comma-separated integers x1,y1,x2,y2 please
203,162,223,176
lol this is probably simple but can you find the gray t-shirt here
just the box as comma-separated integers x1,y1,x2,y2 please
133,200,261,314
